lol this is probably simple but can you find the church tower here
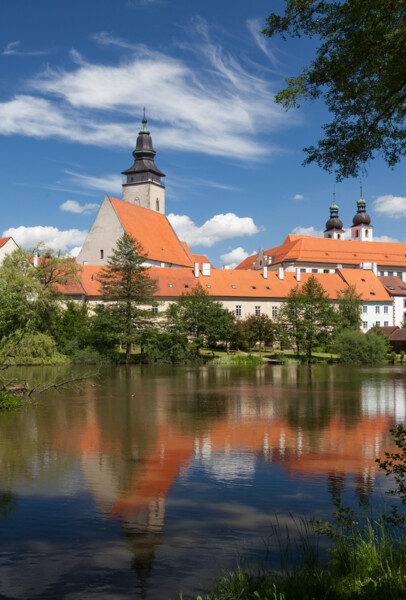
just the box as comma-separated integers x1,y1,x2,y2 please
350,190,373,241
324,195,345,239
122,113,166,214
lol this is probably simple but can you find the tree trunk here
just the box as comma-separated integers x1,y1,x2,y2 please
126,341,133,361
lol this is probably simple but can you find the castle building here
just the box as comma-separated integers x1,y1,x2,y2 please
68,115,406,328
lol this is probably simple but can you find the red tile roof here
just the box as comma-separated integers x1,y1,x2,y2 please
0,237,10,249
337,269,391,302
237,234,406,269
109,197,192,267
379,276,406,296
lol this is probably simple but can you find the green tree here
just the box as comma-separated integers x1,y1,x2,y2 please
334,329,388,364
167,284,233,355
262,1,406,180
336,285,362,331
243,314,275,354
97,233,158,360
278,275,337,362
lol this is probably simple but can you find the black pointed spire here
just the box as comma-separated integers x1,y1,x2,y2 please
122,113,165,180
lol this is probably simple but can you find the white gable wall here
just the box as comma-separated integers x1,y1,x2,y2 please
0,237,19,265
77,195,124,266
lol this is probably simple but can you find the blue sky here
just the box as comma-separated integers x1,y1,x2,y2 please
1,0,405,268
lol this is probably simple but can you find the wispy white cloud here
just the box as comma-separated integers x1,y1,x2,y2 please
246,19,280,66
0,20,294,159
170,175,239,192
64,170,123,194
60,200,100,215
220,246,251,268
168,213,260,247
2,225,88,251
291,225,323,237
373,195,406,219
293,193,304,200
2,41,47,56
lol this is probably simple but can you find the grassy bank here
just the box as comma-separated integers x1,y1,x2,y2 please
191,515,406,600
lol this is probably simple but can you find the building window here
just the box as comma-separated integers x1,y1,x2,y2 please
388,271,393,276
384,306,389,314
100,249,104,259
365,230,369,238
337,234,341,239
272,306,278,317
156,199,159,211
363,305,367,313
150,306,158,313
255,306,261,317
323,269,329,273
379,271,384,276
300,268,306,273
384,321,389,327
397,272,402,278
355,230,359,238
363,321,368,329
376,321,381,326
311,268,318,273
375,306,380,313
404,300,406,308
235,305,242,317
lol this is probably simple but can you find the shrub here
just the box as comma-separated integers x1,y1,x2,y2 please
0,391,25,410
140,331,190,364
0,331,69,365
334,330,388,365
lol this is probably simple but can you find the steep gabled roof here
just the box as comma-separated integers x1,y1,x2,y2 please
236,235,406,269
338,269,391,302
109,197,192,267
0,237,10,249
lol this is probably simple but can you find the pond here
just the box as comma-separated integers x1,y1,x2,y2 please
0,364,405,599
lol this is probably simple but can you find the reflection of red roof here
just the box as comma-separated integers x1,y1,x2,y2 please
109,197,192,267
237,235,406,269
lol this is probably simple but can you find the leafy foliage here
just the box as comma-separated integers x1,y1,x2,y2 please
334,329,388,364
0,330,68,365
262,0,406,180
242,314,275,352
139,330,190,364
97,233,158,359
167,285,234,354
336,285,362,331
376,424,406,526
277,276,337,362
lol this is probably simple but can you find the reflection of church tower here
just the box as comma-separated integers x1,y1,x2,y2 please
122,499,165,599
327,471,346,502
122,112,166,214
354,471,374,506
351,189,373,241
324,195,345,239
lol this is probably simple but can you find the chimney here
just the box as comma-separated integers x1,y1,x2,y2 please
278,266,284,280
202,262,211,276
223,265,231,270
263,266,268,279
194,262,199,278
33,253,38,267
372,262,378,276
296,268,301,282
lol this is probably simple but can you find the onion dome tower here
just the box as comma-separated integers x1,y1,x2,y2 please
350,187,373,241
122,111,166,214
324,195,345,239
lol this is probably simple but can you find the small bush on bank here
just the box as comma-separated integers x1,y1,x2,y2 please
0,391,25,411
211,354,265,366
140,331,190,364
0,331,69,365
334,330,388,364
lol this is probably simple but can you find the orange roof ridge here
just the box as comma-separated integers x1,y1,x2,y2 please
109,197,192,267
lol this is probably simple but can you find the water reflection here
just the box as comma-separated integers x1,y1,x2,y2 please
0,364,405,599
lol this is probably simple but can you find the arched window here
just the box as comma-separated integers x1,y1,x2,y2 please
156,199,160,211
